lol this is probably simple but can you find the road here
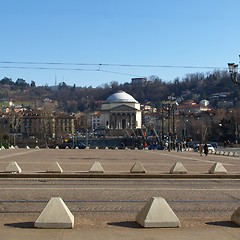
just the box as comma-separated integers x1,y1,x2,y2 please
0,178,239,217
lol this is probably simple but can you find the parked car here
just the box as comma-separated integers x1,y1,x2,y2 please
206,144,215,152
210,142,218,148
57,142,86,149
148,144,164,150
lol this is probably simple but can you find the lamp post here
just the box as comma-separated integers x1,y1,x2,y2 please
228,58,239,84
162,96,178,151
228,57,240,145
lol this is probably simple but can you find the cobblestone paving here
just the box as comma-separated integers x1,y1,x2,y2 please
0,149,240,229
0,178,239,220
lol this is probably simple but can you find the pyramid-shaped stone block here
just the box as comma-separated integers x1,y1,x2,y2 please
234,152,239,157
35,197,74,229
208,162,227,174
89,162,104,173
5,161,22,173
130,162,146,173
46,162,63,173
136,197,180,228
231,206,240,226
170,162,187,174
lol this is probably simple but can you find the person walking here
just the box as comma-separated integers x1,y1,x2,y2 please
199,143,203,156
203,143,208,156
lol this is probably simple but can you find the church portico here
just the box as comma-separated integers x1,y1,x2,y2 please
109,112,136,129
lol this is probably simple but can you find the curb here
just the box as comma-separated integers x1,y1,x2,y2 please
0,173,240,179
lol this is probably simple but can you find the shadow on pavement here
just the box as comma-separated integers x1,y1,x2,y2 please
4,222,34,229
205,221,238,228
108,221,141,229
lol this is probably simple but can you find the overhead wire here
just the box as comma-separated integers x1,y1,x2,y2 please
0,65,143,78
0,61,227,79
0,65,99,71
0,60,226,70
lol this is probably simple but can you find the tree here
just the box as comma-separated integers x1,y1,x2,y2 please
0,77,14,85
40,114,53,146
9,111,21,146
15,78,28,87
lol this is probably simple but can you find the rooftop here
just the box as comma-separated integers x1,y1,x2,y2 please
106,91,138,103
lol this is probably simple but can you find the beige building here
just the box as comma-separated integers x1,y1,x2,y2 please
20,110,74,140
101,91,142,131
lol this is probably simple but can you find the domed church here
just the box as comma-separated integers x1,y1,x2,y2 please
100,91,142,135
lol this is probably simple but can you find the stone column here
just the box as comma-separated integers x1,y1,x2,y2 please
127,113,131,129
133,113,136,128
110,114,112,129
130,114,133,129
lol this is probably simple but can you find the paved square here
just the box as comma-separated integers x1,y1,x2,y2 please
0,148,239,239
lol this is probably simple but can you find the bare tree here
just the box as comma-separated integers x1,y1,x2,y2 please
9,111,21,146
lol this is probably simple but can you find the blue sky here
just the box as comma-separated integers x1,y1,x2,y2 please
0,0,239,87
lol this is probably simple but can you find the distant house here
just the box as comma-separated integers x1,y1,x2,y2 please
91,111,101,129
209,92,231,99
200,99,209,107
177,102,210,114
131,77,147,86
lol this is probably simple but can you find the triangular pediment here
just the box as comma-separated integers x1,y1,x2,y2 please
110,104,138,112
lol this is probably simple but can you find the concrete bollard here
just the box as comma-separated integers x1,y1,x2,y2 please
136,197,180,228
170,162,187,174
89,162,104,173
46,162,63,173
208,162,227,174
130,162,146,173
5,161,22,173
35,197,74,229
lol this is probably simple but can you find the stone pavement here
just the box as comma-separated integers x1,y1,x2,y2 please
0,148,240,174
0,148,239,239
0,216,239,240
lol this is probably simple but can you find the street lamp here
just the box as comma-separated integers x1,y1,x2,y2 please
228,60,239,84
162,96,178,150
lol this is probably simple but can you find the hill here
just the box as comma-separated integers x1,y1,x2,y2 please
0,70,239,112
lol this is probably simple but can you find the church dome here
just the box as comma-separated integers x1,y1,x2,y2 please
106,90,138,103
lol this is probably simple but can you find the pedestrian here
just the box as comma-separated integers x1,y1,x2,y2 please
199,143,203,156
180,142,183,152
203,143,208,156
176,142,180,152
